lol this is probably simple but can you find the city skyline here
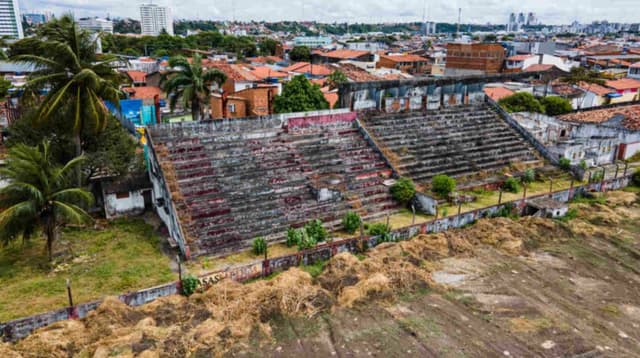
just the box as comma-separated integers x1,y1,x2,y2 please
15,0,640,26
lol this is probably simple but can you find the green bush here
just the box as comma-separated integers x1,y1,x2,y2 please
556,208,578,222
286,228,303,247
342,212,361,234
633,169,640,186
297,230,317,251
181,275,200,296
491,203,518,219
252,237,267,255
432,174,456,197
305,219,327,242
390,177,416,204
502,177,520,193
367,223,392,242
591,171,604,182
540,96,573,116
579,160,588,170
522,169,535,184
559,157,571,170
498,92,544,113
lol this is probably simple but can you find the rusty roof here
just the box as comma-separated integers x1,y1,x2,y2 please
559,104,640,130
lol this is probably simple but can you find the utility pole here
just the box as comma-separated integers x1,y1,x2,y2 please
456,7,462,39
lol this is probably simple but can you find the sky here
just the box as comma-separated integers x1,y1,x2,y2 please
17,0,640,25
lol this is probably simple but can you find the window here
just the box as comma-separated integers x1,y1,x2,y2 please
228,104,236,113
116,192,130,199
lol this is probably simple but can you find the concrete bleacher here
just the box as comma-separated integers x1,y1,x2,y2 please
363,104,542,185
149,114,399,256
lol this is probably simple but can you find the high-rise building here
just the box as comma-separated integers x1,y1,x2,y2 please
78,17,114,34
0,0,23,38
507,13,517,32
23,13,46,25
139,4,173,36
526,12,537,26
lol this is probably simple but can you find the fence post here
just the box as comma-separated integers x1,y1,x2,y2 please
176,255,182,282
523,183,527,201
615,164,619,179
549,178,553,197
411,205,416,225
624,162,628,176
498,189,503,204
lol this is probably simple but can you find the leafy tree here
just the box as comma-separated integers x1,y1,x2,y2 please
579,160,588,170
297,230,316,251
252,237,267,255
498,92,544,113
259,38,279,56
286,227,304,247
0,77,11,98
289,46,311,62
483,34,498,42
326,70,348,90
431,174,456,197
273,75,329,114
0,141,94,261
522,169,536,184
559,157,571,170
161,53,227,121
11,15,123,161
540,96,572,116
560,66,605,86
502,177,520,193
304,219,328,242
390,177,416,204
342,212,361,234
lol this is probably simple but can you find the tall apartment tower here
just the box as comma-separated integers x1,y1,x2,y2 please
139,3,173,36
0,0,23,38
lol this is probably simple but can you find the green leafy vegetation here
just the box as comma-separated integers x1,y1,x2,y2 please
522,169,536,184
297,231,317,251
368,223,392,242
304,219,328,242
539,96,573,116
390,177,417,204
273,75,329,114
559,157,572,170
491,203,518,219
0,218,174,321
252,237,267,256
326,70,348,90
502,177,520,193
289,45,311,62
342,212,362,234
498,92,544,113
632,169,640,187
579,160,588,170
431,174,456,198
181,275,200,296
301,260,327,278
286,227,304,247
556,208,578,223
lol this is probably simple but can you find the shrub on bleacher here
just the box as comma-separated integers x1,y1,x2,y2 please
559,158,571,170
431,175,456,198
390,177,416,204
252,237,267,256
522,169,536,184
367,223,392,242
297,230,317,251
502,177,520,193
342,212,361,234
286,228,304,247
305,219,327,242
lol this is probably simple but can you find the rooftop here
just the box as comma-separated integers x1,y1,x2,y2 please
123,86,162,100
321,49,370,60
126,70,147,83
380,54,429,63
483,87,514,101
558,104,640,130
523,64,555,72
605,78,640,90
507,55,535,61
282,62,333,76
577,81,614,96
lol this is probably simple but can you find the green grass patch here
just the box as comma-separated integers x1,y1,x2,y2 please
301,260,327,278
0,218,175,322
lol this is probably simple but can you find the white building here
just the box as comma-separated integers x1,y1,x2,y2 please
78,17,113,34
0,0,23,38
629,62,640,80
139,4,173,36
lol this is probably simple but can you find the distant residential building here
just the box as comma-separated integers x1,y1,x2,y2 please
0,0,23,38
629,62,640,80
377,54,430,75
293,36,332,48
210,86,278,119
139,4,173,36
422,21,436,35
445,43,505,76
23,13,46,25
78,17,113,34
314,50,375,64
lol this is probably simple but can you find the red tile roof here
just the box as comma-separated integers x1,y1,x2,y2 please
605,78,640,90
126,70,147,83
380,54,428,63
578,82,614,96
331,63,381,82
507,55,535,61
282,62,333,76
249,66,289,80
631,62,640,68
246,56,284,64
322,49,370,60
523,64,554,72
483,87,514,101
123,86,162,100
204,61,254,82
559,104,640,130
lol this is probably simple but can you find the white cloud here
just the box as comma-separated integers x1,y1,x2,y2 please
17,0,639,25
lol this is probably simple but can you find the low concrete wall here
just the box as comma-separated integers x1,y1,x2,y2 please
1,175,632,342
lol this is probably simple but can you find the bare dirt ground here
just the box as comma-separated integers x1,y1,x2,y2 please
2,190,639,358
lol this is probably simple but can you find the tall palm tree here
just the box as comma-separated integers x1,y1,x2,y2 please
161,53,227,121
11,15,123,159
0,141,94,261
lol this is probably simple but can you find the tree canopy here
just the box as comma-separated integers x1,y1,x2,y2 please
289,46,311,62
273,75,329,114
498,92,545,113
540,96,573,116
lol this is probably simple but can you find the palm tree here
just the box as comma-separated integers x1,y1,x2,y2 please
11,15,123,159
161,53,227,121
0,141,94,262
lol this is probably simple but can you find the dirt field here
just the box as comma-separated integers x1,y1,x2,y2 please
2,190,639,358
